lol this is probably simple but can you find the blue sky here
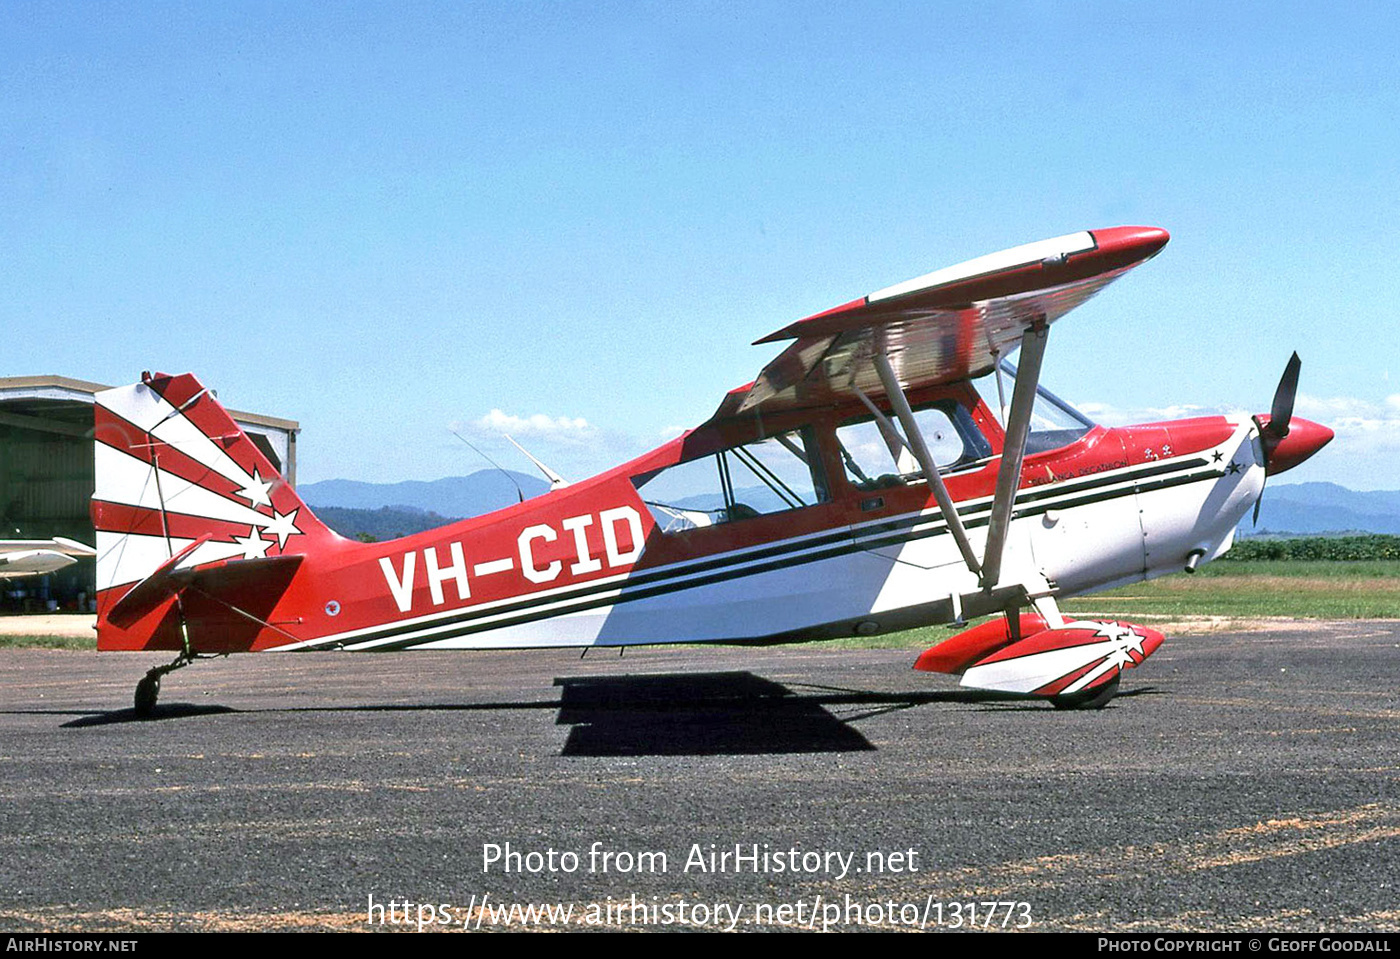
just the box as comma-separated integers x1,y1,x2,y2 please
4,2,1397,487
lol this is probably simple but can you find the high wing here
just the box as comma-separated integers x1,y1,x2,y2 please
0,537,96,579
709,225,1170,596
710,226,1169,422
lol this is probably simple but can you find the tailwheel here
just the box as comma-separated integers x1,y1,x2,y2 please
134,673,161,716
132,649,199,717
1049,676,1120,711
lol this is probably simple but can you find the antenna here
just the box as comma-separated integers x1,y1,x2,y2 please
449,429,525,504
503,434,570,490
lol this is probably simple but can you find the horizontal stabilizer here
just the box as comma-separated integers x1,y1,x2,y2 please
106,535,302,630
106,535,210,628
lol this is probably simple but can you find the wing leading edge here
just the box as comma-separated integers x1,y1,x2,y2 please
711,226,1169,422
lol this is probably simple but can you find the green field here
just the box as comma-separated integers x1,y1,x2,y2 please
1062,559,1400,621
0,634,97,650
814,559,1400,650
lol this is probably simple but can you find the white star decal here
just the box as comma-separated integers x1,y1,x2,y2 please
1105,644,1137,669
1092,621,1146,656
236,469,274,508
260,509,302,549
233,528,273,560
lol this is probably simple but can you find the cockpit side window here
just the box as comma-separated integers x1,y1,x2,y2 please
835,400,991,490
632,428,830,534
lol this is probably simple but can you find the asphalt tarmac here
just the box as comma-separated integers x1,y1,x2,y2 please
1,622,1397,933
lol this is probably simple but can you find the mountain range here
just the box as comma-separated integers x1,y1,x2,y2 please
300,470,550,540
1248,482,1400,536
300,470,549,518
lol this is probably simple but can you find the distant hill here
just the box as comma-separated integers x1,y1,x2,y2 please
300,469,549,518
1247,482,1400,536
316,505,463,542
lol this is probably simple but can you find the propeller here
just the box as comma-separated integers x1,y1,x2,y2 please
1253,352,1301,525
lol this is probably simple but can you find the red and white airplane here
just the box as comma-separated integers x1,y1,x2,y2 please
90,226,1333,715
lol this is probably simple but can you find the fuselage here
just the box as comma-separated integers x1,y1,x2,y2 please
96,375,1320,654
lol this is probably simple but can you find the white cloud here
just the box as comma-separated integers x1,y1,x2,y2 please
450,409,650,478
1075,400,1245,427
466,409,597,444
1078,392,1400,490
1296,395,1380,419
1289,394,1400,458
1078,392,1400,439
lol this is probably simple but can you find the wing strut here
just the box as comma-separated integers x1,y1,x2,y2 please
979,319,1049,590
871,352,982,576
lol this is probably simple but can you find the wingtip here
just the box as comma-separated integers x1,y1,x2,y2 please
1090,225,1170,259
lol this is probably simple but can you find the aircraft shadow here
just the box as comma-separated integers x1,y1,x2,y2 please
547,671,1101,756
554,671,876,756
60,704,241,726
53,699,555,728
42,676,1165,748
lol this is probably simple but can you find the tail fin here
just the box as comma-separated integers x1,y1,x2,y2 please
91,372,337,650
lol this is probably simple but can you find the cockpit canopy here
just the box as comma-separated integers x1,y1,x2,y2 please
632,361,1098,535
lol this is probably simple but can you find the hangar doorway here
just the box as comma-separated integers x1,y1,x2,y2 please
0,375,298,614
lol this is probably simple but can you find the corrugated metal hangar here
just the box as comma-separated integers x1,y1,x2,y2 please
0,375,298,613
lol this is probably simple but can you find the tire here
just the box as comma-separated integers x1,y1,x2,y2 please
1050,675,1120,711
134,674,160,717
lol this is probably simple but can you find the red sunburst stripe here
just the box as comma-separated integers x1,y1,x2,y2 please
94,377,334,544
91,500,268,544
142,372,201,406
1033,656,1114,697
141,373,236,439
93,404,281,508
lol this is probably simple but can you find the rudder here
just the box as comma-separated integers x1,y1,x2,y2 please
91,372,337,650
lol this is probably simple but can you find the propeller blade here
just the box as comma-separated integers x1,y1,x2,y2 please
1265,352,1301,440
1254,351,1302,527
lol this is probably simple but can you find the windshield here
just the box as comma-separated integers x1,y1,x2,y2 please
973,361,1095,456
